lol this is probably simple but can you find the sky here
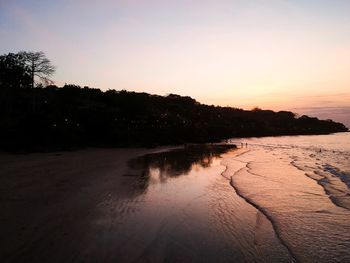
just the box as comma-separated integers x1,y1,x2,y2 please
1,0,349,126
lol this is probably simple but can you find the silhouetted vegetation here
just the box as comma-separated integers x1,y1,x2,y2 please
0,51,347,151
19,51,56,88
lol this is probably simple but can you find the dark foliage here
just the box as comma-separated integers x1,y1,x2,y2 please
0,51,347,151
0,53,31,89
0,84,347,151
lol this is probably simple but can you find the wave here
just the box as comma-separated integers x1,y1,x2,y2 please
222,141,350,262
290,157,350,211
220,150,298,262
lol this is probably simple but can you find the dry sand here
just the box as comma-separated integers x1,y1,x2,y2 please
0,147,175,262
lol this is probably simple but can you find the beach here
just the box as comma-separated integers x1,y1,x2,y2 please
1,133,349,262
0,148,169,262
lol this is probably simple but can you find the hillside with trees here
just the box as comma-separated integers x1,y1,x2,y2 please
0,51,348,151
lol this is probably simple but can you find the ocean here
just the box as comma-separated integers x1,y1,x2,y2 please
228,132,350,262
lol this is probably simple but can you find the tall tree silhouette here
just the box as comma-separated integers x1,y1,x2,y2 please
19,51,55,88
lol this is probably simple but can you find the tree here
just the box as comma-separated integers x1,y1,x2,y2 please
0,52,31,89
19,51,56,88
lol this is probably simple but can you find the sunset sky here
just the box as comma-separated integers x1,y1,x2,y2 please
1,0,349,126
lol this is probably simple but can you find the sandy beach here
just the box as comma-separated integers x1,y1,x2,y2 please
1,135,349,262
0,146,293,262
0,147,173,262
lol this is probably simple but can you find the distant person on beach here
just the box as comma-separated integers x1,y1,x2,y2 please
246,143,248,148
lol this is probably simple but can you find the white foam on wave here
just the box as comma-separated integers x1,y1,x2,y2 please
224,144,350,263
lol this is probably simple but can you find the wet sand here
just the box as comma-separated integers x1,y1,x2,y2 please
0,148,171,262
0,146,293,262
227,136,350,263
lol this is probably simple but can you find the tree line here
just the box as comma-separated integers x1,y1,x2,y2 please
0,51,347,151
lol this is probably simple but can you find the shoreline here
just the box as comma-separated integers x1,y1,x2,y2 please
2,138,348,262
222,149,298,262
1,145,292,262
225,142,350,262
1,131,349,155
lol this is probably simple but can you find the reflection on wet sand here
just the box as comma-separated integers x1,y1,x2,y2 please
127,144,235,187
93,145,293,262
0,145,294,262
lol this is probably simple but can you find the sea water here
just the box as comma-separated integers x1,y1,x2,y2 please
93,133,349,262
227,132,350,262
